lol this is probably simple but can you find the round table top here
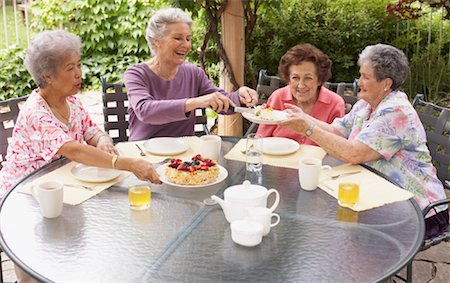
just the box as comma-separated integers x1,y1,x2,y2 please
0,137,424,282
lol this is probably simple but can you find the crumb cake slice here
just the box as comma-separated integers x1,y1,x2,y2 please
165,154,219,185
254,103,273,120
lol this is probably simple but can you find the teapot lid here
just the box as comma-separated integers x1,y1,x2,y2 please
224,180,268,202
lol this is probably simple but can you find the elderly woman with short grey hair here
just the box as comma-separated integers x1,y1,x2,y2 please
124,7,258,140
280,44,448,239
0,30,161,198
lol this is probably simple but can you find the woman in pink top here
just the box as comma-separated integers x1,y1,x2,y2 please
0,30,162,197
256,44,344,146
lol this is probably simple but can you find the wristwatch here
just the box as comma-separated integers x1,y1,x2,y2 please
305,124,315,137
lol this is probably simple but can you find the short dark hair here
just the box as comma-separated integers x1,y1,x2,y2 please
278,43,332,85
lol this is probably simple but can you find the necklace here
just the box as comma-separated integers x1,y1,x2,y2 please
51,103,72,130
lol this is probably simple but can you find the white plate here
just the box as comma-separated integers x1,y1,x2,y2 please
257,137,300,155
242,109,288,125
70,164,123,183
143,137,189,156
156,164,228,188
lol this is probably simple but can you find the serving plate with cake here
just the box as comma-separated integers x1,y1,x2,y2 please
156,154,228,188
241,104,288,125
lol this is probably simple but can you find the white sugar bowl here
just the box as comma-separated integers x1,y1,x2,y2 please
230,218,264,247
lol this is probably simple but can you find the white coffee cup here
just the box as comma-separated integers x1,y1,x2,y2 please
298,157,332,191
246,207,280,236
31,181,64,218
200,135,222,161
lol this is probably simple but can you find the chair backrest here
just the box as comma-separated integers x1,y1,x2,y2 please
323,80,359,113
256,69,282,100
100,77,130,143
100,77,210,142
412,93,450,189
0,95,28,169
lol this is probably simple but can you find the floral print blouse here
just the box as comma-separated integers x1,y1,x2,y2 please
0,90,100,197
332,91,447,217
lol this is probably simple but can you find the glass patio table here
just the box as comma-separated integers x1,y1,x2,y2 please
0,136,424,282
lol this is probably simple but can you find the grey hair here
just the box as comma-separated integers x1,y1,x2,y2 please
24,30,81,88
357,44,409,91
145,8,192,56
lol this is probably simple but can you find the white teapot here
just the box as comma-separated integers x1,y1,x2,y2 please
211,180,280,223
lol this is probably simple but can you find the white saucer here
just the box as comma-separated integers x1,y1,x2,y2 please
70,164,123,183
143,137,189,155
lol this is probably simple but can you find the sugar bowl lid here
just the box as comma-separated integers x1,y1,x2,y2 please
224,180,268,202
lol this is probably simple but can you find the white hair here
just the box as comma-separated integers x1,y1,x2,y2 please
145,8,192,56
24,30,81,87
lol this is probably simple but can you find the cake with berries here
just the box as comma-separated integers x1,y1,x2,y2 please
165,154,220,185
254,103,273,120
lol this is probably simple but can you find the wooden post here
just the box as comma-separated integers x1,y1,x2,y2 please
218,0,244,136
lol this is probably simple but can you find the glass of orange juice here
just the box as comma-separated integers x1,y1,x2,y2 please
338,182,359,208
128,185,151,210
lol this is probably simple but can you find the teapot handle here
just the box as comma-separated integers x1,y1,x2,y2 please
267,189,280,212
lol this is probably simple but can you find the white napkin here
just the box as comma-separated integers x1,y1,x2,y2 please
318,164,414,211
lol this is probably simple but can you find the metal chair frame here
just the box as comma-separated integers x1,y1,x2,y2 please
0,95,28,170
100,77,209,143
396,93,450,282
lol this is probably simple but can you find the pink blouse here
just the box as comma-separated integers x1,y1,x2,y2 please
256,86,345,145
0,90,100,196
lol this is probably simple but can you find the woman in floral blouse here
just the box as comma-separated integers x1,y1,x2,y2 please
280,44,448,239
0,30,162,197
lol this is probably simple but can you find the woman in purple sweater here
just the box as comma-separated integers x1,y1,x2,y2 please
124,8,258,140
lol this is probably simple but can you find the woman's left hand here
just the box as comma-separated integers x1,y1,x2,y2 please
238,86,258,107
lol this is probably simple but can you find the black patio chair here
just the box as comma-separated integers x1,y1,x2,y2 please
0,95,28,170
100,77,209,143
396,93,450,282
100,77,129,143
323,80,359,113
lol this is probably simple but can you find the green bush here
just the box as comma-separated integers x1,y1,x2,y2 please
0,46,36,100
247,0,397,83
30,0,161,89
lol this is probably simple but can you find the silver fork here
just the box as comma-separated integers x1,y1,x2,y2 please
64,183,95,191
330,170,361,180
135,144,146,156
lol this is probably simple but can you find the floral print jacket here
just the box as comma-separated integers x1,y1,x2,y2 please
332,91,447,217
0,90,99,197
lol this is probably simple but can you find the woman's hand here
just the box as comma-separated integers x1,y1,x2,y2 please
238,86,258,107
279,104,310,134
126,158,162,184
191,92,235,113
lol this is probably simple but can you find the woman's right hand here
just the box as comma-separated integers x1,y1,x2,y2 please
121,158,162,184
187,92,235,113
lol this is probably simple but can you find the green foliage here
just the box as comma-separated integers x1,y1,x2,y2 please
0,46,36,100
30,0,162,88
247,0,397,83
405,42,450,105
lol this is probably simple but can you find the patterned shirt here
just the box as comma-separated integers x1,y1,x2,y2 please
0,90,100,196
332,91,446,216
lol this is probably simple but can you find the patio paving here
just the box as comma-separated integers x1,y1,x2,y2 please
0,91,449,282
